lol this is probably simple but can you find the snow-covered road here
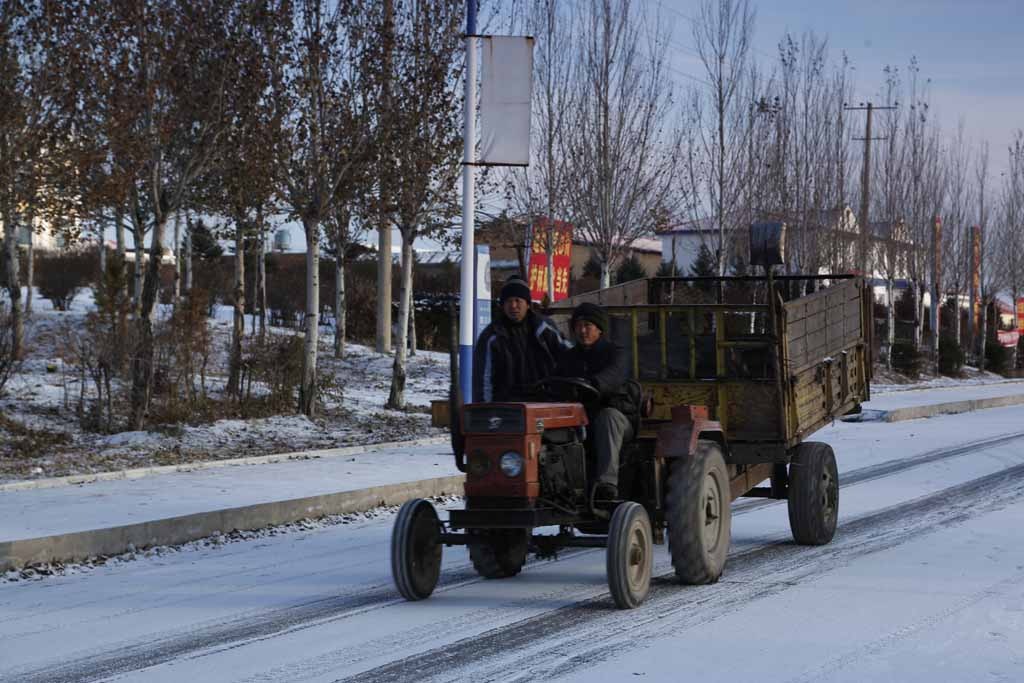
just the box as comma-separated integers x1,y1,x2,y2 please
3,406,1024,682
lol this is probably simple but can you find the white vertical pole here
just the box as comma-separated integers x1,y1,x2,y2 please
459,0,478,404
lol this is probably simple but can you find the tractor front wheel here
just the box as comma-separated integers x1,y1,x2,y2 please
607,502,653,609
391,499,443,601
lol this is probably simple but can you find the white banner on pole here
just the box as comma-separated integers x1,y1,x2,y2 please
479,35,534,166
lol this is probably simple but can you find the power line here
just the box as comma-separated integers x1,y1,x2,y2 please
559,0,712,88
635,0,776,62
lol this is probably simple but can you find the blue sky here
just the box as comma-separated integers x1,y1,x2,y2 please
663,0,1024,168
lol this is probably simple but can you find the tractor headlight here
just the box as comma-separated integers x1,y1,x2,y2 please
499,451,524,478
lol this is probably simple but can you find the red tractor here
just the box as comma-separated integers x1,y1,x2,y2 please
392,230,872,608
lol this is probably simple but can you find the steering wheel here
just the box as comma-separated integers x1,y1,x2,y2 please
530,376,600,403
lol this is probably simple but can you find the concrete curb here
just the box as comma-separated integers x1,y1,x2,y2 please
0,436,450,493
882,393,1024,422
1,474,464,572
841,392,1024,423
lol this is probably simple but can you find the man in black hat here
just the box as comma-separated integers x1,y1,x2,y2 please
472,275,569,402
555,302,637,500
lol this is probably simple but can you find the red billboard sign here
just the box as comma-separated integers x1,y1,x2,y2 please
527,217,573,303
998,329,1019,348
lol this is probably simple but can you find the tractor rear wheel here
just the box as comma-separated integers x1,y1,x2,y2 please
391,499,442,601
787,441,839,545
469,529,529,579
607,502,653,609
666,440,731,584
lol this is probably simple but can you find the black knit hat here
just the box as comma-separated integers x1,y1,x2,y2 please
500,275,532,304
570,302,608,333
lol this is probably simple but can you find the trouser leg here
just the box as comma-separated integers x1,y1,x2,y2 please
591,407,633,487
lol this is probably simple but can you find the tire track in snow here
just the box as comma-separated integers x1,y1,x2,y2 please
5,548,594,683
340,461,1024,683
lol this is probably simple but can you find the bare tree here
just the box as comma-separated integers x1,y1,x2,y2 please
323,202,366,359
974,140,998,369
871,67,907,368
563,0,682,289
378,0,463,410
942,121,975,347
689,0,755,287
206,20,278,398
50,0,270,428
266,0,373,415
0,0,49,358
1000,132,1024,362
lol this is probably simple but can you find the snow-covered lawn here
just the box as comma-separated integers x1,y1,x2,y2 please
0,287,447,483
871,363,1018,393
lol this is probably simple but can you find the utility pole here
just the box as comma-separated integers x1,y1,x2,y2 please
846,102,896,277
376,0,394,354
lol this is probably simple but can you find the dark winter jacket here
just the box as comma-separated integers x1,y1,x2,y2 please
555,337,639,416
472,309,570,402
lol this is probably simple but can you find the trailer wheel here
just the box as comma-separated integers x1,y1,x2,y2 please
666,440,731,584
391,499,442,600
607,502,653,609
469,529,529,579
788,441,839,545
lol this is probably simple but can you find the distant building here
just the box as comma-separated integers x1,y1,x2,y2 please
0,217,63,252
476,215,662,285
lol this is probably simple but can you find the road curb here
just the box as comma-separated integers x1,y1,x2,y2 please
0,436,450,493
0,474,465,572
883,393,1024,422
842,393,1024,423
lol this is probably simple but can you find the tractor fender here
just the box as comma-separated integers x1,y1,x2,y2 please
653,406,726,460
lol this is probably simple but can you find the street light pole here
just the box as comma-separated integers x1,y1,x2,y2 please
459,0,478,404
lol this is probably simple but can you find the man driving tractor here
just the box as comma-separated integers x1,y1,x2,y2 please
472,275,569,402
555,302,638,501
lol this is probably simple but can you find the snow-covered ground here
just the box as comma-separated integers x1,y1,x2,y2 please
0,287,447,483
2,405,1023,682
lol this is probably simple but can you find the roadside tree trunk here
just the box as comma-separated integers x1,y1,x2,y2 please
911,279,922,351
1,210,23,358
408,285,416,357
129,217,168,428
886,277,895,369
387,235,413,409
25,227,34,315
115,206,126,262
258,232,266,337
132,226,145,317
98,228,107,275
183,226,193,293
228,220,245,396
299,218,320,416
334,254,345,358
173,212,182,302
978,295,988,372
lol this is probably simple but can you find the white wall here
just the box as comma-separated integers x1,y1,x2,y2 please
660,232,705,275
